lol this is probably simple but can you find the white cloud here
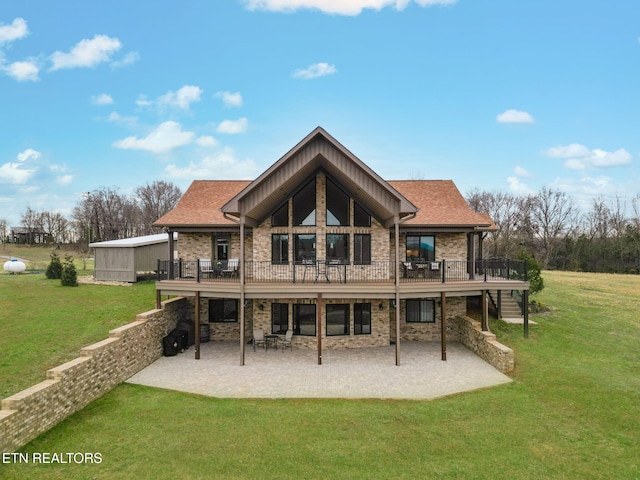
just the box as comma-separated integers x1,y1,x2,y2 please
496,109,534,124
0,149,40,184
513,166,532,178
551,176,617,209
506,176,533,194
0,18,28,44
105,111,138,127
92,93,114,105
136,94,153,107
0,162,35,183
111,51,140,68
215,91,243,107
216,118,248,134
113,121,195,154
56,174,74,185
158,85,203,110
543,143,632,170
17,148,41,162
165,147,260,180
292,62,337,79
4,61,39,81
242,0,455,15
50,34,122,71
196,135,218,147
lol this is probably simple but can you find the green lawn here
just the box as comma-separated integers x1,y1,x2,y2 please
0,273,156,399
2,271,640,479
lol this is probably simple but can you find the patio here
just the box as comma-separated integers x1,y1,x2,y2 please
126,341,512,400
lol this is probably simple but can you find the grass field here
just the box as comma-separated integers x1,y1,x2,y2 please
2,269,639,479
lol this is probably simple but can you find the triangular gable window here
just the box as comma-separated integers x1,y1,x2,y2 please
293,178,316,226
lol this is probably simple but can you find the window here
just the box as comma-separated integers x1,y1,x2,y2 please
354,234,371,265
354,202,371,227
294,234,316,262
209,299,238,322
354,303,371,335
294,304,316,336
271,303,289,334
272,234,289,264
326,178,350,226
406,299,435,323
326,304,349,336
216,238,228,261
406,235,435,262
326,234,349,263
293,178,316,226
272,202,288,227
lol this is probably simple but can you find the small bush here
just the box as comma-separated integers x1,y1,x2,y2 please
61,255,78,287
45,252,63,279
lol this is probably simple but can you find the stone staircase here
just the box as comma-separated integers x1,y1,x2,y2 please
488,290,524,323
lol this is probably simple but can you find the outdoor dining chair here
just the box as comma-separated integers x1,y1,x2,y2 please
278,330,293,352
253,328,266,351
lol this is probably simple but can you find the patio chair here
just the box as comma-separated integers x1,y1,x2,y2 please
403,262,416,278
253,328,266,351
278,330,293,352
222,258,239,277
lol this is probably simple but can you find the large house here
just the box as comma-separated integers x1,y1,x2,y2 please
154,127,530,365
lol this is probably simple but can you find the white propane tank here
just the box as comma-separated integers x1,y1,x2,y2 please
3,259,27,273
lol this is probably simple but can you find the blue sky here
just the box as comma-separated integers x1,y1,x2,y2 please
1,0,639,227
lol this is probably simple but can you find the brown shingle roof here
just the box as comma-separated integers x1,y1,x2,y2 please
155,179,493,229
154,180,250,227
389,180,494,228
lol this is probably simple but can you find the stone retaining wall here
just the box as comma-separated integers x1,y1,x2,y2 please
457,316,514,373
0,297,189,453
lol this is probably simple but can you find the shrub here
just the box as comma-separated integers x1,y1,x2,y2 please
61,255,78,287
45,252,63,279
518,249,544,295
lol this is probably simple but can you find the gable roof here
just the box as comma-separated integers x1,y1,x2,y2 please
154,128,495,231
221,127,417,227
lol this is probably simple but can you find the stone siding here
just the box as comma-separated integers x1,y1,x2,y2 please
0,297,189,453
457,316,515,373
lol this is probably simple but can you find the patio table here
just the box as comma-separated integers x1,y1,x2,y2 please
265,334,278,351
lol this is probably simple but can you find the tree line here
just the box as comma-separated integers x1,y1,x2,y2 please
466,187,640,274
3,180,181,247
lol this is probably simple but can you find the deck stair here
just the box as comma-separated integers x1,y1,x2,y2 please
488,290,524,323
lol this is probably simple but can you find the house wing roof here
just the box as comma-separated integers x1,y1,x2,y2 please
154,180,250,228
389,180,496,229
221,127,417,227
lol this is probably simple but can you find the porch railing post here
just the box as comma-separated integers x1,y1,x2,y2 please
196,258,200,283
484,259,487,282
441,259,446,283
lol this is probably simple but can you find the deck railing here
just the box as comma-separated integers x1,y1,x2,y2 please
156,258,527,285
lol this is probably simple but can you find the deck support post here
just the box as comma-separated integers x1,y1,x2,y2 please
317,293,323,365
481,289,489,331
394,216,401,366
523,289,529,338
195,291,201,360
239,217,246,366
497,290,502,319
441,291,447,361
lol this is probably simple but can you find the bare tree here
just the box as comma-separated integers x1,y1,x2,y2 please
0,218,7,243
135,180,182,235
20,207,44,244
529,187,580,268
466,189,524,258
41,211,69,245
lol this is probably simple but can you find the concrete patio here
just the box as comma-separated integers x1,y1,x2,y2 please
126,341,512,400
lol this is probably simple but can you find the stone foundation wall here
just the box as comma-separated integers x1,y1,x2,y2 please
0,297,189,453
457,316,514,373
